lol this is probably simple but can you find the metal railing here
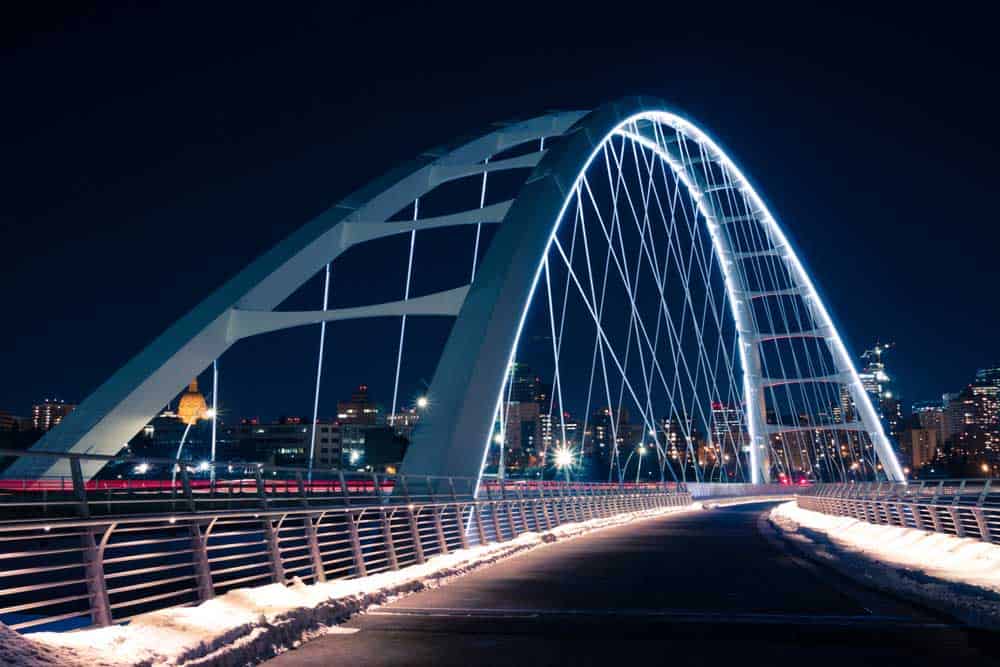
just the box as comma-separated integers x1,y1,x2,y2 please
796,480,999,545
0,448,692,633
687,482,799,499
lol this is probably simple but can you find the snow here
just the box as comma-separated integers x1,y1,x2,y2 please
1,622,93,667
771,500,1000,628
11,504,697,667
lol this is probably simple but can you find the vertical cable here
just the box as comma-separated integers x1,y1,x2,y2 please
470,160,489,282
210,359,218,485
391,199,419,425
308,263,331,483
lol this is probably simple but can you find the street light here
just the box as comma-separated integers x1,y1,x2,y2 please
553,445,574,481
416,396,429,409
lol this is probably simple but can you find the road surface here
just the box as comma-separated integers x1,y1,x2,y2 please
266,502,997,665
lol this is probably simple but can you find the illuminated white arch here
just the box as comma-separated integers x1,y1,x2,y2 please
402,98,904,484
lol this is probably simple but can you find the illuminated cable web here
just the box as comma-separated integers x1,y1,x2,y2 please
480,117,888,483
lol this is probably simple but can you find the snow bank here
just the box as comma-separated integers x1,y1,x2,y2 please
771,500,1000,628
20,504,697,667
1,622,93,667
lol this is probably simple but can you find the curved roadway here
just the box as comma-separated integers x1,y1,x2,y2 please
266,502,997,665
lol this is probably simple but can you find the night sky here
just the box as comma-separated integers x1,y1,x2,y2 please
2,3,997,422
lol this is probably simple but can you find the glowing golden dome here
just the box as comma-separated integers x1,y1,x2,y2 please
177,378,208,425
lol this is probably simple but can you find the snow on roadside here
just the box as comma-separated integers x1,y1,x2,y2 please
1,622,94,667
771,500,1000,628
17,504,698,667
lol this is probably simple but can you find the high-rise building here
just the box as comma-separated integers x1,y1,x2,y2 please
502,401,541,471
898,427,938,471
859,341,903,435
337,384,383,426
509,363,538,403
943,391,964,438
976,366,1000,388
710,401,744,449
0,411,17,432
32,399,76,432
912,400,947,444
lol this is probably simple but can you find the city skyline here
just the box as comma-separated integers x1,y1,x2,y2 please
2,6,999,422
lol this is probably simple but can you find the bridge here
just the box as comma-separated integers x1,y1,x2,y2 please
1,98,995,663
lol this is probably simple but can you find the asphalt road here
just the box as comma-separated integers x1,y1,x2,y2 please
266,502,998,666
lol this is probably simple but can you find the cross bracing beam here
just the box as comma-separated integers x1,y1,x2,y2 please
746,327,835,342
341,199,512,246
763,422,867,434
732,247,786,259
227,286,470,341
755,372,852,388
430,150,546,184
739,287,809,299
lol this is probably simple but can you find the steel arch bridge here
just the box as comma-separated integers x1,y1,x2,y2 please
10,96,904,486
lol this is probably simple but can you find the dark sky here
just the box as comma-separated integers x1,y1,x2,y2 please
1,3,997,420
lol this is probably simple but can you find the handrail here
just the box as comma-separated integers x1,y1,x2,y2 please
0,479,693,634
796,480,998,546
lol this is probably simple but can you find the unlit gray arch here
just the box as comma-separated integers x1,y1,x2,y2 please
10,111,586,480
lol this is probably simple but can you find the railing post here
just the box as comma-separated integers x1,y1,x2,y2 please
296,471,309,508
303,513,327,582
973,480,992,542
399,476,425,564
180,466,197,513
263,515,285,583
190,521,215,600
498,481,518,537
473,498,488,545
950,480,967,538
485,483,503,539
70,457,90,519
81,525,112,626
338,470,368,576
347,510,368,577
448,478,470,550
538,483,552,530
255,466,270,510
428,477,449,555
374,474,399,569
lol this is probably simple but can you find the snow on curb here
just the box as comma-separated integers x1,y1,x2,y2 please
13,503,698,667
770,500,1000,629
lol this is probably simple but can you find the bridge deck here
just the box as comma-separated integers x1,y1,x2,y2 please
266,502,997,665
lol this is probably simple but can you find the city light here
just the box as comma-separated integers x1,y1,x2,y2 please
416,396,429,409
133,462,150,475
554,446,574,469
204,408,217,419
197,461,210,472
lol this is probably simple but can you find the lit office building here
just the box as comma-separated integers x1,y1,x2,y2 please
32,399,76,432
